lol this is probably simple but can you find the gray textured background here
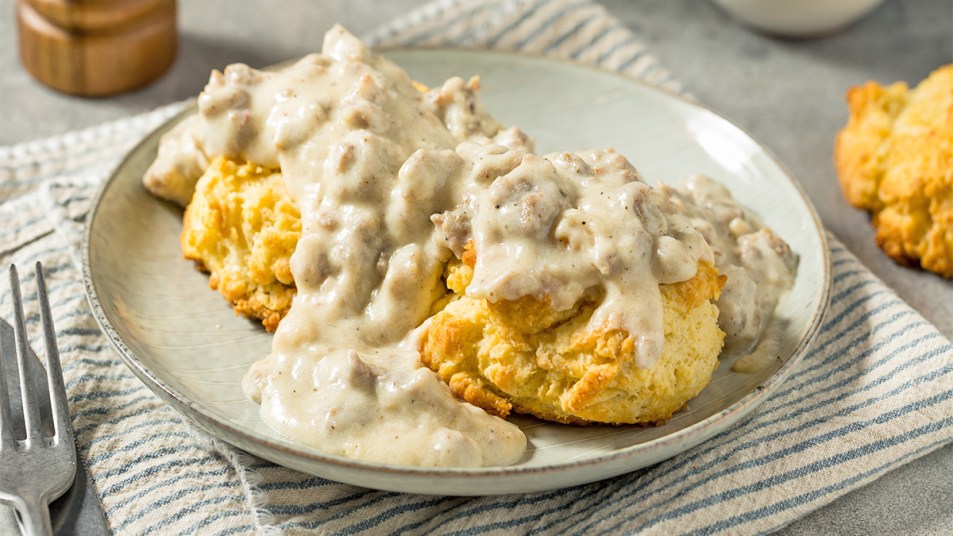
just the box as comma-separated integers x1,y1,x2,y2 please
1,0,952,533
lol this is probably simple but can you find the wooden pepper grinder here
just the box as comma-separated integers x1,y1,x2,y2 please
17,0,177,97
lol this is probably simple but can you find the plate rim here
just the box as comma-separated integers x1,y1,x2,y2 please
81,47,832,490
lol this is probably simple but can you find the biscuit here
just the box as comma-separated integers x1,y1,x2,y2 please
419,244,726,425
835,65,953,277
181,157,301,331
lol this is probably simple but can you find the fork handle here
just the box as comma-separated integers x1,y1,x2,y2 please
15,494,53,536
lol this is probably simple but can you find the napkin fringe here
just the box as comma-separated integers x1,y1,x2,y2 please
231,447,278,533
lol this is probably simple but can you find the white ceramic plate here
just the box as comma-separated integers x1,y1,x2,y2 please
83,49,830,496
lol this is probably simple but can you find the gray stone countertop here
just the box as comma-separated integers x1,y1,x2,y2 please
1,0,951,533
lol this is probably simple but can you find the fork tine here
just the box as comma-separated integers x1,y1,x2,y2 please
0,314,13,449
10,264,43,440
35,262,71,442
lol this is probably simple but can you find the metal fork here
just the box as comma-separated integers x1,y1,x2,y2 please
0,263,77,536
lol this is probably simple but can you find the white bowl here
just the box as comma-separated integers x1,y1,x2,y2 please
711,0,887,38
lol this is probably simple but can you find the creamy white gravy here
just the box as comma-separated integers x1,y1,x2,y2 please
144,25,796,467
730,319,785,374
660,175,798,350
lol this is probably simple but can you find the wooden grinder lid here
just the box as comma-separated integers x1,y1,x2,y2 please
17,0,177,97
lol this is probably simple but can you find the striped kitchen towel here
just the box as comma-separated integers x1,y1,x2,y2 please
1,0,951,534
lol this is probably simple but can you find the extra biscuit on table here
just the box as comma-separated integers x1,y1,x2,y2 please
835,65,953,278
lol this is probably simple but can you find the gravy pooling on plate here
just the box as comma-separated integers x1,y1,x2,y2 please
143,25,796,467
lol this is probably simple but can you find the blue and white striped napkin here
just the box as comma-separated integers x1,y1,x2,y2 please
1,0,951,533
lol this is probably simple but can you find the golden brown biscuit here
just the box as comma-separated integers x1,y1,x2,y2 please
177,159,727,426
181,157,301,331
835,65,953,277
420,245,726,425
